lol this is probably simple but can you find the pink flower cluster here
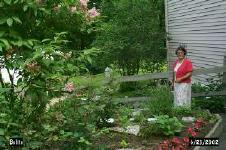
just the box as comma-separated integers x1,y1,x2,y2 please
80,0,89,7
78,0,100,19
88,7,100,18
64,82,75,92
51,0,100,19
26,62,41,74
69,6,77,13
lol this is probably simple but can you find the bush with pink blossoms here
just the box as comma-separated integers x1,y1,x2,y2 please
64,82,75,92
88,7,100,18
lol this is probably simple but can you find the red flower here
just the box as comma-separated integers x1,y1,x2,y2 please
191,131,197,137
157,144,163,150
186,127,198,137
194,123,202,130
186,127,193,134
172,137,181,146
158,140,169,150
163,140,169,145
172,145,186,150
158,143,168,150
196,118,204,124
183,137,189,144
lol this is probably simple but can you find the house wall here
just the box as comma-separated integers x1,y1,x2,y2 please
165,0,226,84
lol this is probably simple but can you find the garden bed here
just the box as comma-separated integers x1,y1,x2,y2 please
193,114,223,150
93,114,222,150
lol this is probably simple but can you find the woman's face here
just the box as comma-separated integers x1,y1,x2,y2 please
177,50,185,60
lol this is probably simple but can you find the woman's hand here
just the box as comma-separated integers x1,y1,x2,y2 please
175,72,192,83
175,78,182,83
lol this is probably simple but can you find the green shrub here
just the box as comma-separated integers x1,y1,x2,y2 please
171,106,193,118
140,115,183,137
142,85,173,116
192,76,225,113
156,115,183,136
140,124,160,138
192,97,225,113
192,109,217,123
133,113,146,124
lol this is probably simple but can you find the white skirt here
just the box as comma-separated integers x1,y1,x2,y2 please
174,83,191,107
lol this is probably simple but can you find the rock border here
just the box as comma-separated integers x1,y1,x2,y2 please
193,114,223,150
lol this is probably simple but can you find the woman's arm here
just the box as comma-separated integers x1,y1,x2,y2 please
175,72,192,83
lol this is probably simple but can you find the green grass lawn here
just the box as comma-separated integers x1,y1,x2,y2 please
69,73,105,89
68,72,169,98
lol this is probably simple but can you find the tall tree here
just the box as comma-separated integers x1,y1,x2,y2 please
94,0,166,75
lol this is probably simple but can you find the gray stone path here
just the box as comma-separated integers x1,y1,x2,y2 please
214,113,226,150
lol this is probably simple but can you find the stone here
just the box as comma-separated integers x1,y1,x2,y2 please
105,67,112,78
126,125,140,135
110,125,140,136
106,118,114,123
147,118,157,123
132,110,141,116
81,97,87,101
129,118,135,121
182,117,195,123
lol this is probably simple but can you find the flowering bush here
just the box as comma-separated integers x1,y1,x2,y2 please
0,0,101,149
64,82,75,92
186,127,198,137
158,137,189,150
158,117,208,150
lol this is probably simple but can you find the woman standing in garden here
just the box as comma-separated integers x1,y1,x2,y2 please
173,46,193,107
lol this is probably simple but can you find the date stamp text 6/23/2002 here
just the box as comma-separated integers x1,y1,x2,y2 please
189,138,219,146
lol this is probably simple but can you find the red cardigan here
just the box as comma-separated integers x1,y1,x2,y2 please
173,58,193,83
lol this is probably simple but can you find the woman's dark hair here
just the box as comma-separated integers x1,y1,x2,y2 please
175,46,187,55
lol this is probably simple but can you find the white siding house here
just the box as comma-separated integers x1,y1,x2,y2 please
165,0,226,83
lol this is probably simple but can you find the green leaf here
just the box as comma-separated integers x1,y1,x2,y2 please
67,64,74,71
34,9,37,16
8,122,20,127
29,141,42,149
17,40,23,47
0,128,5,136
12,17,22,24
4,0,11,5
6,18,13,27
0,119,7,124
0,113,7,117
23,42,32,49
0,2,4,7
87,56,92,64
23,5,28,12
41,39,51,43
13,0,19,4
73,132,79,138
0,31,5,37
27,40,33,46
39,8,51,14
0,18,7,25
0,88,11,93
0,39,10,49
